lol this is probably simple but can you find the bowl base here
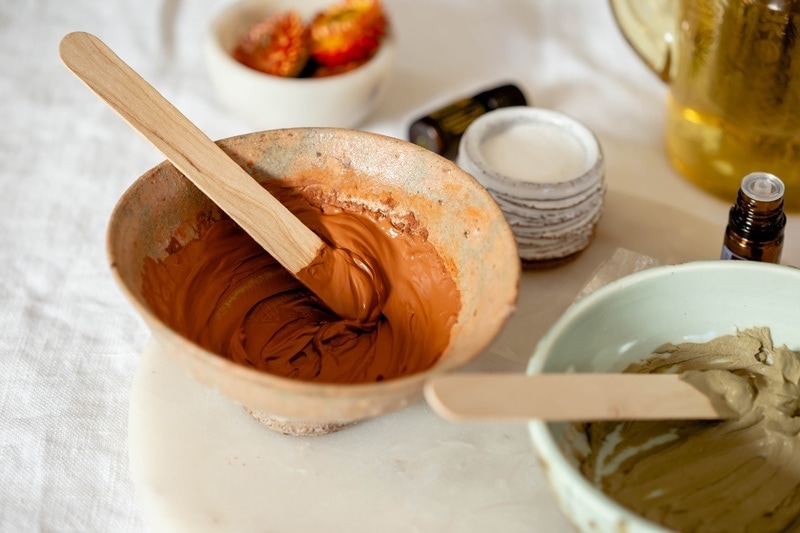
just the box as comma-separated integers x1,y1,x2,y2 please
244,407,354,436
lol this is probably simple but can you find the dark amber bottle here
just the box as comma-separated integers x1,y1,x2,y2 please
721,172,786,263
408,83,528,160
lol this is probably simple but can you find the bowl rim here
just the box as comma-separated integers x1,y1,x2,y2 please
525,260,800,531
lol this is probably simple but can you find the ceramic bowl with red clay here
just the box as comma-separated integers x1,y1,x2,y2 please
107,128,519,435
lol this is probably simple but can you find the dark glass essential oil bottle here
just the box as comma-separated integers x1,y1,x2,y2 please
721,172,786,263
408,83,528,160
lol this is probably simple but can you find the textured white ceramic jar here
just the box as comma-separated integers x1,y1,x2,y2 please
457,106,605,265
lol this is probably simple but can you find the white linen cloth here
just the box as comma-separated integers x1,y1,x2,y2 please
2,0,798,531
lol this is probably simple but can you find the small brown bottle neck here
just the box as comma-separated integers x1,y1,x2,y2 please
728,190,786,242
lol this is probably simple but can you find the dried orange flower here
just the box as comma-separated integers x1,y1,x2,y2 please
309,0,388,68
231,1,389,78
233,10,310,77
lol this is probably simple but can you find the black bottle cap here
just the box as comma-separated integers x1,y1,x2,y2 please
408,117,445,154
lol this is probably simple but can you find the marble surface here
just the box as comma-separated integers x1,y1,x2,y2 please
129,191,722,532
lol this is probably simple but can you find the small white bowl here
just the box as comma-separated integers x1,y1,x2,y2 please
205,0,396,130
527,261,800,532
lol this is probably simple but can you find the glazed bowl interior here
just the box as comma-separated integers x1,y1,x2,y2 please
108,128,519,429
526,261,800,532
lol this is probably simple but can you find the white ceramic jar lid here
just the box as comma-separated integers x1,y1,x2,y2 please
457,106,603,201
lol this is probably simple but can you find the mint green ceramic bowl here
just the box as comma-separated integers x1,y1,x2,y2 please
527,260,800,532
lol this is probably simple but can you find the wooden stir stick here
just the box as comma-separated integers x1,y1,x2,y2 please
424,373,728,421
59,31,374,321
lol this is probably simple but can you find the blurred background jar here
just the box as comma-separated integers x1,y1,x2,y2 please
611,0,800,211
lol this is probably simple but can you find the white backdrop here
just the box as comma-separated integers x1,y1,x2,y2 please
2,0,797,530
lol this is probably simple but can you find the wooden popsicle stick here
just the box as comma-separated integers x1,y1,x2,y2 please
58,32,361,316
424,373,726,422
